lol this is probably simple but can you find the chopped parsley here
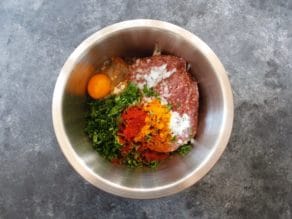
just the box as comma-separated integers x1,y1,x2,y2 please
85,83,141,160
176,143,193,156
142,85,159,97
124,150,143,168
171,135,177,142
148,161,158,168
166,103,172,110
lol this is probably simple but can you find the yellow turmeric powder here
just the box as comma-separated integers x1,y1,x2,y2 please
134,98,173,152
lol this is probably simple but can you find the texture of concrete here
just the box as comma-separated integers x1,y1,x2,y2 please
0,0,291,218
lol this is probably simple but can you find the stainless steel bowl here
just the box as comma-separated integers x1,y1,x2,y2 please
52,19,234,199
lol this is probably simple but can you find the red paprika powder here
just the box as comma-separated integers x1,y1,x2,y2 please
119,106,147,141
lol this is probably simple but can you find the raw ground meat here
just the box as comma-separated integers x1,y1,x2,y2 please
129,55,199,151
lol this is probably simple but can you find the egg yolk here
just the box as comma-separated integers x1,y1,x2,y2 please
87,73,112,99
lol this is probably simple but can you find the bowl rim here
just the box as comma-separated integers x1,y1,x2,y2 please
52,19,234,199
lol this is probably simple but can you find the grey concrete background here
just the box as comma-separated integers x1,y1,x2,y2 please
0,0,291,218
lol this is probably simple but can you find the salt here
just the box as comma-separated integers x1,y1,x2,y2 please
135,64,176,89
170,111,191,137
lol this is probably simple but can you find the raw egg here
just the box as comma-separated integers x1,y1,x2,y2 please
87,73,112,99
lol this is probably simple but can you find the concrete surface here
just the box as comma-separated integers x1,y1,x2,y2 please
0,0,291,218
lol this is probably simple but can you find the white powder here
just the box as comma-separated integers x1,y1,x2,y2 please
136,64,176,89
142,97,154,103
135,74,144,81
112,82,126,94
159,96,168,105
160,81,171,98
163,85,170,97
170,111,191,137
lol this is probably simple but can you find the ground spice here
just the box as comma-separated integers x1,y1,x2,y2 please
142,150,169,162
120,106,147,141
135,98,173,152
118,99,173,165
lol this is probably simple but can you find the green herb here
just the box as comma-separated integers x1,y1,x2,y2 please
171,135,177,142
109,83,141,116
142,85,159,97
166,103,172,110
85,83,141,160
148,161,158,168
124,150,143,168
176,143,192,156
146,134,152,142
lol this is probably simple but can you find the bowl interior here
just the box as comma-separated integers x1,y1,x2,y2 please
57,23,231,197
